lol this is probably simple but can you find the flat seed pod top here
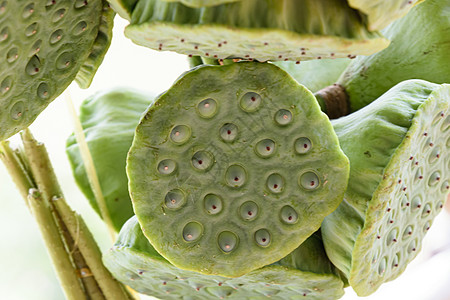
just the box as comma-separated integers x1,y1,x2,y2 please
103,216,345,299
0,0,111,141
127,62,349,277
321,80,450,296
124,0,389,62
348,0,424,31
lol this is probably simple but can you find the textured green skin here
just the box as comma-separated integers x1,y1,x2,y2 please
273,59,351,93
104,216,345,300
127,62,349,277
322,80,450,296
66,88,153,232
338,0,450,112
348,0,424,31
125,0,389,62
161,0,241,8
75,1,115,89
0,0,103,141
107,0,137,20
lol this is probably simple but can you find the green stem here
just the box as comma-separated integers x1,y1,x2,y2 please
53,196,130,300
27,189,87,300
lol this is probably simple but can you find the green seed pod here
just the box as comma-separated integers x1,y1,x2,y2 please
103,216,345,299
0,0,113,141
321,80,450,296
320,0,450,113
66,88,153,232
127,62,349,277
347,0,424,31
161,0,241,8
124,0,389,62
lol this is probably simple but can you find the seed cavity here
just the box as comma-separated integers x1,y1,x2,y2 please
411,196,422,211
386,228,398,246
204,194,223,215
428,171,441,186
299,171,320,190
37,82,50,99
392,253,400,268
255,139,275,158
378,257,386,276
192,151,214,171
53,8,66,22
56,52,73,70
428,147,440,164
280,205,298,224
266,173,284,193
407,240,417,253
50,29,63,44
274,109,293,126
26,55,41,75
255,229,271,247
402,226,413,240
441,181,449,193
220,123,238,142
294,137,312,154
6,47,19,63
197,98,218,118
1,76,12,94
165,189,186,210
0,26,9,42
218,231,238,253
183,222,203,242
239,92,262,112
239,201,258,221
10,101,24,120
75,0,88,8
441,115,449,132
158,159,177,175
170,125,191,144
421,204,432,218
22,3,34,18
423,221,431,232
225,165,247,188
25,22,38,37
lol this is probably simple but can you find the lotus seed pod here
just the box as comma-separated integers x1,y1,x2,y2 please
66,88,153,232
127,62,349,277
347,0,424,31
161,0,241,8
327,0,450,112
0,0,112,141
103,216,345,299
321,80,450,296
124,0,389,62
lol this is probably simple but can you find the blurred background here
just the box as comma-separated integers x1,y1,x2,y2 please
0,16,449,300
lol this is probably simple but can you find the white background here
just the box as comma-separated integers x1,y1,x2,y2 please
0,16,449,300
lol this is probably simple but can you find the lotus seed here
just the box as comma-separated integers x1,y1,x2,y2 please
25,22,38,37
218,231,238,253
255,139,275,158
428,171,441,186
1,76,11,95
10,101,24,120
183,222,203,242
37,82,50,99
423,222,431,232
204,194,223,215
53,9,66,22
225,165,246,188
170,125,191,144
255,229,271,247
158,159,177,175
6,47,19,63
403,226,413,239
299,171,320,190
240,92,262,112
378,258,386,276
421,204,432,218
165,189,185,209
274,109,293,126
295,137,312,154
280,205,298,224
239,201,258,221
267,173,284,194
218,123,238,142
0,27,9,42
50,30,63,44
197,98,218,118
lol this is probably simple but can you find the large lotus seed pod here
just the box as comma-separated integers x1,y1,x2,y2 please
66,88,153,232
0,0,113,141
273,59,351,93
321,80,450,296
127,62,349,277
161,0,241,8
347,0,424,31
104,216,346,299
325,0,450,112
124,0,389,62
